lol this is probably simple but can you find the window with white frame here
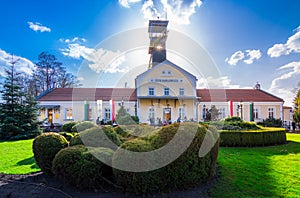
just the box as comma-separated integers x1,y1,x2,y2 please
164,87,170,96
148,107,155,124
179,88,184,96
178,107,185,120
105,108,110,120
65,108,73,119
268,107,275,118
148,87,155,96
219,107,226,119
254,108,259,120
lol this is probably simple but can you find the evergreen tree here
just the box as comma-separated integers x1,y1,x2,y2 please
115,106,137,125
0,62,26,139
21,94,43,136
0,58,42,140
293,89,300,124
205,105,221,121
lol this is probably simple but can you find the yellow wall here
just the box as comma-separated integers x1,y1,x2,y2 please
138,64,195,97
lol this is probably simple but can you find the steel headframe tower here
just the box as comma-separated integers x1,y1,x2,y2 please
148,19,169,69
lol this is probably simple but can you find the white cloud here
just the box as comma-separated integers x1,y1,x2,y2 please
119,0,142,8
27,22,51,32
0,49,35,76
243,49,262,64
61,44,127,73
225,49,261,65
225,51,245,66
198,76,240,89
141,0,160,19
160,0,202,25
119,0,202,25
59,37,87,44
268,26,300,58
269,61,300,107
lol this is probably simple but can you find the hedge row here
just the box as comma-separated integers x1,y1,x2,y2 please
220,130,286,147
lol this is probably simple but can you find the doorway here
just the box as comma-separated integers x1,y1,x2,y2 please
163,107,171,122
48,108,53,124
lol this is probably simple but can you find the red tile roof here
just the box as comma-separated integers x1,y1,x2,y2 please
196,89,284,102
37,88,283,103
37,88,137,101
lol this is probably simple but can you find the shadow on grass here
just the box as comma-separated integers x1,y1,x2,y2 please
16,156,39,169
210,140,300,197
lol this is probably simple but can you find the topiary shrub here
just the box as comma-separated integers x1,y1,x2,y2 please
62,121,79,132
32,132,68,174
72,126,122,149
52,145,114,189
58,132,74,141
69,134,83,146
112,122,220,195
71,121,98,133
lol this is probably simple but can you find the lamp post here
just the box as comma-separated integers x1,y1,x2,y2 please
239,100,243,120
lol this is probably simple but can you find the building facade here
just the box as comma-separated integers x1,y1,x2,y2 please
37,19,287,125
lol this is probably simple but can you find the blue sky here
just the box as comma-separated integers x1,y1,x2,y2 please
1,0,300,106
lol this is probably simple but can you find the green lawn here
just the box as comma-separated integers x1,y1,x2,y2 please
0,134,299,197
0,139,40,174
210,133,300,197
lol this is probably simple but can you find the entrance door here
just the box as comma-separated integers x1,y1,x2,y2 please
48,108,53,124
163,107,171,122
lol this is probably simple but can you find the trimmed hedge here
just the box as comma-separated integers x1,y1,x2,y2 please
32,133,68,174
69,126,122,149
52,145,114,189
69,134,83,146
112,123,220,195
62,121,79,132
71,121,97,133
220,129,286,147
58,132,73,141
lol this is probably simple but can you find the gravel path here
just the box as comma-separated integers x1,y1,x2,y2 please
0,172,218,198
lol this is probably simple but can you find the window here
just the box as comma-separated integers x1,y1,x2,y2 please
148,107,155,124
178,107,185,120
254,108,259,120
148,87,155,96
164,87,170,96
105,108,110,120
65,108,73,120
219,108,226,119
179,88,184,96
268,107,274,118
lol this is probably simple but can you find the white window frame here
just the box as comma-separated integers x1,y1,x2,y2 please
148,106,155,124
219,107,226,119
268,107,275,118
254,107,260,120
164,87,170,96
179,88,184,96
104,108,111,121
148,87,155,96
178,107,185,120
65,108,73,120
